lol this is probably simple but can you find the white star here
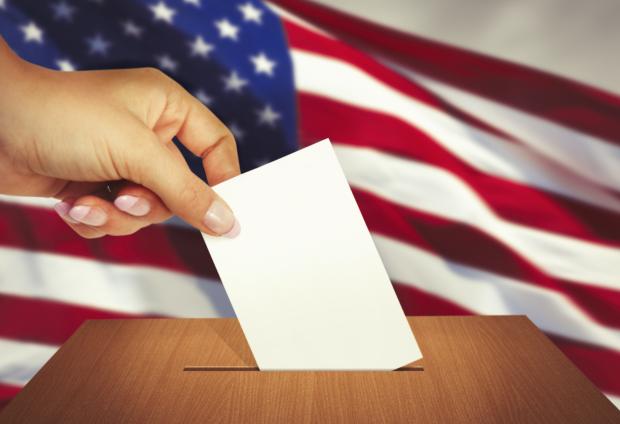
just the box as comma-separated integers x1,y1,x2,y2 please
56,58,75,71
222,70,248,93
195,89,213,106
238,2,262,24
156,54,178,72
229,122,245,141
257,104,280,127
51,1,76,21
86,33,111,55
215,18,239,41
189,35,214,58
150,1,176,24
183,0,201,6
21,22,43,44
122,20,143,38
250,52,276,76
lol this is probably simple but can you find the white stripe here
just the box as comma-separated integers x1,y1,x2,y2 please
397,68,620,191
334,144,620,289
308,0,620,96
291,49,620,214
0,338,57,386
266,2,333,38
609,395,620,411
372,233,620,352
0,247,233,317
0,195,57,209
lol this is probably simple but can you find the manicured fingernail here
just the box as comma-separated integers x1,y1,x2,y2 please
69,205,107,226
53,201,78,224
114,195,151,217
223,218,241,238
203,199,237,237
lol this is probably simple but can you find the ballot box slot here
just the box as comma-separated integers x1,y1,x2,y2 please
183,364,423,372
184,365,260,372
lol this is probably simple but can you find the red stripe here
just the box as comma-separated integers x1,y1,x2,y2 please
275,0,620,145
0,382,21,412
551,335,620,402
0,293,151,345
355,188,620,328
284,19,519,144
393,283,620,397
298,92,620,246
0,200,219,281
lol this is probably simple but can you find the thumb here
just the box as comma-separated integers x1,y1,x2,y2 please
129,137,239,237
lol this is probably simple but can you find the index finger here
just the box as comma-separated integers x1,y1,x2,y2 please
175,90,240,185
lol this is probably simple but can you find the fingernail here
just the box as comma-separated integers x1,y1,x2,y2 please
203,199,237,237
114,195,151,217
53,201,78,224
69,205,107,226
223,218,241,238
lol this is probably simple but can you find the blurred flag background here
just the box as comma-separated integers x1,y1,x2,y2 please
1,0,619,410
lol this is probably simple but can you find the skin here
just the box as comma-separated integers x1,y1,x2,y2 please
0,36,240,239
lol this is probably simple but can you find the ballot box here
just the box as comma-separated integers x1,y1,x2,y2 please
1,316,618,423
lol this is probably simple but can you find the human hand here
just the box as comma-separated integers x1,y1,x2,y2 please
0,38,240,238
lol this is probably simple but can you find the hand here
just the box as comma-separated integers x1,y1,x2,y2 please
0,38,240,238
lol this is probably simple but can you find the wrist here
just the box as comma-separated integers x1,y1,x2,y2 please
0,37,25,86
0,37,51,196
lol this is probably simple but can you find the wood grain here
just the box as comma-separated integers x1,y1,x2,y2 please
1,316,618,423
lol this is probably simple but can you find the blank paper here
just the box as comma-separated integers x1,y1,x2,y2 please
202,139,422,370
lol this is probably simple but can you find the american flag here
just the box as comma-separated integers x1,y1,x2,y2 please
1,0,619,411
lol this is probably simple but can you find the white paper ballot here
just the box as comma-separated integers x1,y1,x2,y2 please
202,140,422,370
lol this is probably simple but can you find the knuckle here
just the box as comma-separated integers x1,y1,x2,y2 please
135,66,167,82
134,69,187,129
162,89,188,123
123,139,161,184
221,128,236,147
74,226,105,239
98,215,146,237
111,223,146,237
132,67,172,100
177,179,203,206
83,233,105,239
152,211,173,224
200,127,236,160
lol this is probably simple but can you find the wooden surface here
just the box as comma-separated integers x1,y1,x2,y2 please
1,316,618,423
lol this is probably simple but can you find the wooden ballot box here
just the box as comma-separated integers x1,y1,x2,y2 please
1,316,618,423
